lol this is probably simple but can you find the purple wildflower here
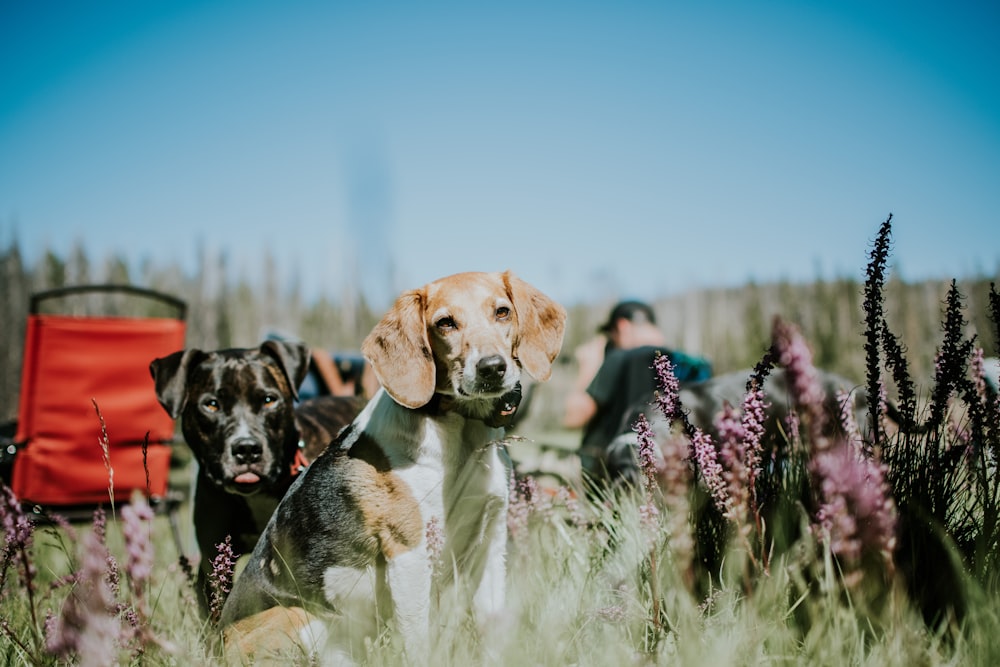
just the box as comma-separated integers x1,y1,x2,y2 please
637,499,661,550
773,318,829,449
692,431,730,516
121,499,155,594
652,353,681,422
740,385,768,508
507,473,554,543
46,529,122,666
633,413,661,495
120,497,157,652
594,604,627,623
785,411,802,451
811,442,897,572
1,483,37,608
105,554,121,600
425,516,444,576
554,485,587,528
507,471,532,542
971,346,988,401
91,506,107,545
593,584,629,623
209,536,239,625
715,402,749,524
716,401,745,449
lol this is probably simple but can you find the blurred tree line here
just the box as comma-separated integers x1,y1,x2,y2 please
563,274,997,387
2,237,996,427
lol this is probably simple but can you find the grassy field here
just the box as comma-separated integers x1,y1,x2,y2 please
2,460,999,666
3,216,1000,665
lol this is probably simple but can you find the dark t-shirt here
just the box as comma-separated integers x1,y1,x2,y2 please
580,346,711,457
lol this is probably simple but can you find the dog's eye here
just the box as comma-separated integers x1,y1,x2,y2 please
202,398,219,413
435,316,457,331
263,394,278,407
495,306,511,321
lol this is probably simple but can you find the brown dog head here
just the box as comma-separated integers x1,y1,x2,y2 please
361,270,566,410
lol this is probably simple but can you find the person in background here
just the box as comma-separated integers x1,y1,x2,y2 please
265,331,379,402
562,300,712,495
308,347,380,400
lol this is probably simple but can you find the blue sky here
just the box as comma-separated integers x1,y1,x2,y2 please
1,0,998,308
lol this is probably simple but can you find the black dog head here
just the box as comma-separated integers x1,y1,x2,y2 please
150,340,311,496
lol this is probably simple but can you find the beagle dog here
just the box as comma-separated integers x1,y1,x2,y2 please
220,271,566,663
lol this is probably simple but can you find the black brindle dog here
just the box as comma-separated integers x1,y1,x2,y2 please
150,340,364,613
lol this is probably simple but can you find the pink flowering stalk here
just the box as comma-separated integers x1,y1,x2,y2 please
633,414,661,497
652,353,697,439
46,529,122,666
506,471,532,543
425,516,444,578
632,414,662,543
553,485,587,529
812,442,897,576
698,383,772,572
692,430,730,518
637,498,661,551
772,317,829,451
507,473,554,543
630,413,665,633
715,402,748,526
653,353,681,419
740,384,768,517
772,316,898,581
971,346,988,402
120,497,159,652
209,536,238,625
1,482,38,628
785,411,802,452
121,500,155,597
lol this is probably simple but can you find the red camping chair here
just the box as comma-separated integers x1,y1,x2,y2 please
6,285,186,514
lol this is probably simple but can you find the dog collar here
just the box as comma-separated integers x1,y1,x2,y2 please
290,439,310,477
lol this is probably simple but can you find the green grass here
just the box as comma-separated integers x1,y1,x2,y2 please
3,470,999,666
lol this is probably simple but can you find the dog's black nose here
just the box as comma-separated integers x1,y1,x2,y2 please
477,355,507,383
231,439,263,464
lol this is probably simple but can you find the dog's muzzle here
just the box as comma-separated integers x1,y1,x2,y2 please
225,437,270,491
472,354,509,394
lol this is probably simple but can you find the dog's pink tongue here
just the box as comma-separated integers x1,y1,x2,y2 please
234,472,260,485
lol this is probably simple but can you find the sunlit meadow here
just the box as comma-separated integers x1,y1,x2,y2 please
2,216,1000,665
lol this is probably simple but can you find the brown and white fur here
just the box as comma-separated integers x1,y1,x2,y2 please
220,271,566,664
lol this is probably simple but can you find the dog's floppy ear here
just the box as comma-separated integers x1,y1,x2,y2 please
362,289,436,409
149,349,205,419
260,340,311,400
504,271,567,382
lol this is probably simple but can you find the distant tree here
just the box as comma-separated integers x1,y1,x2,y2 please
0,241,27,422
41,250,66,290
66,241,90,286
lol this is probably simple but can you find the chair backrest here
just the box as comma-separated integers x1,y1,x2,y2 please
11,285,186,506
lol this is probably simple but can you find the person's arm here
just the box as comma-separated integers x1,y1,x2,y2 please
562,337,606,429
311,347,350,396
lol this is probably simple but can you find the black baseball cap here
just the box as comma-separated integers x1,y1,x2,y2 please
598,300,656,333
